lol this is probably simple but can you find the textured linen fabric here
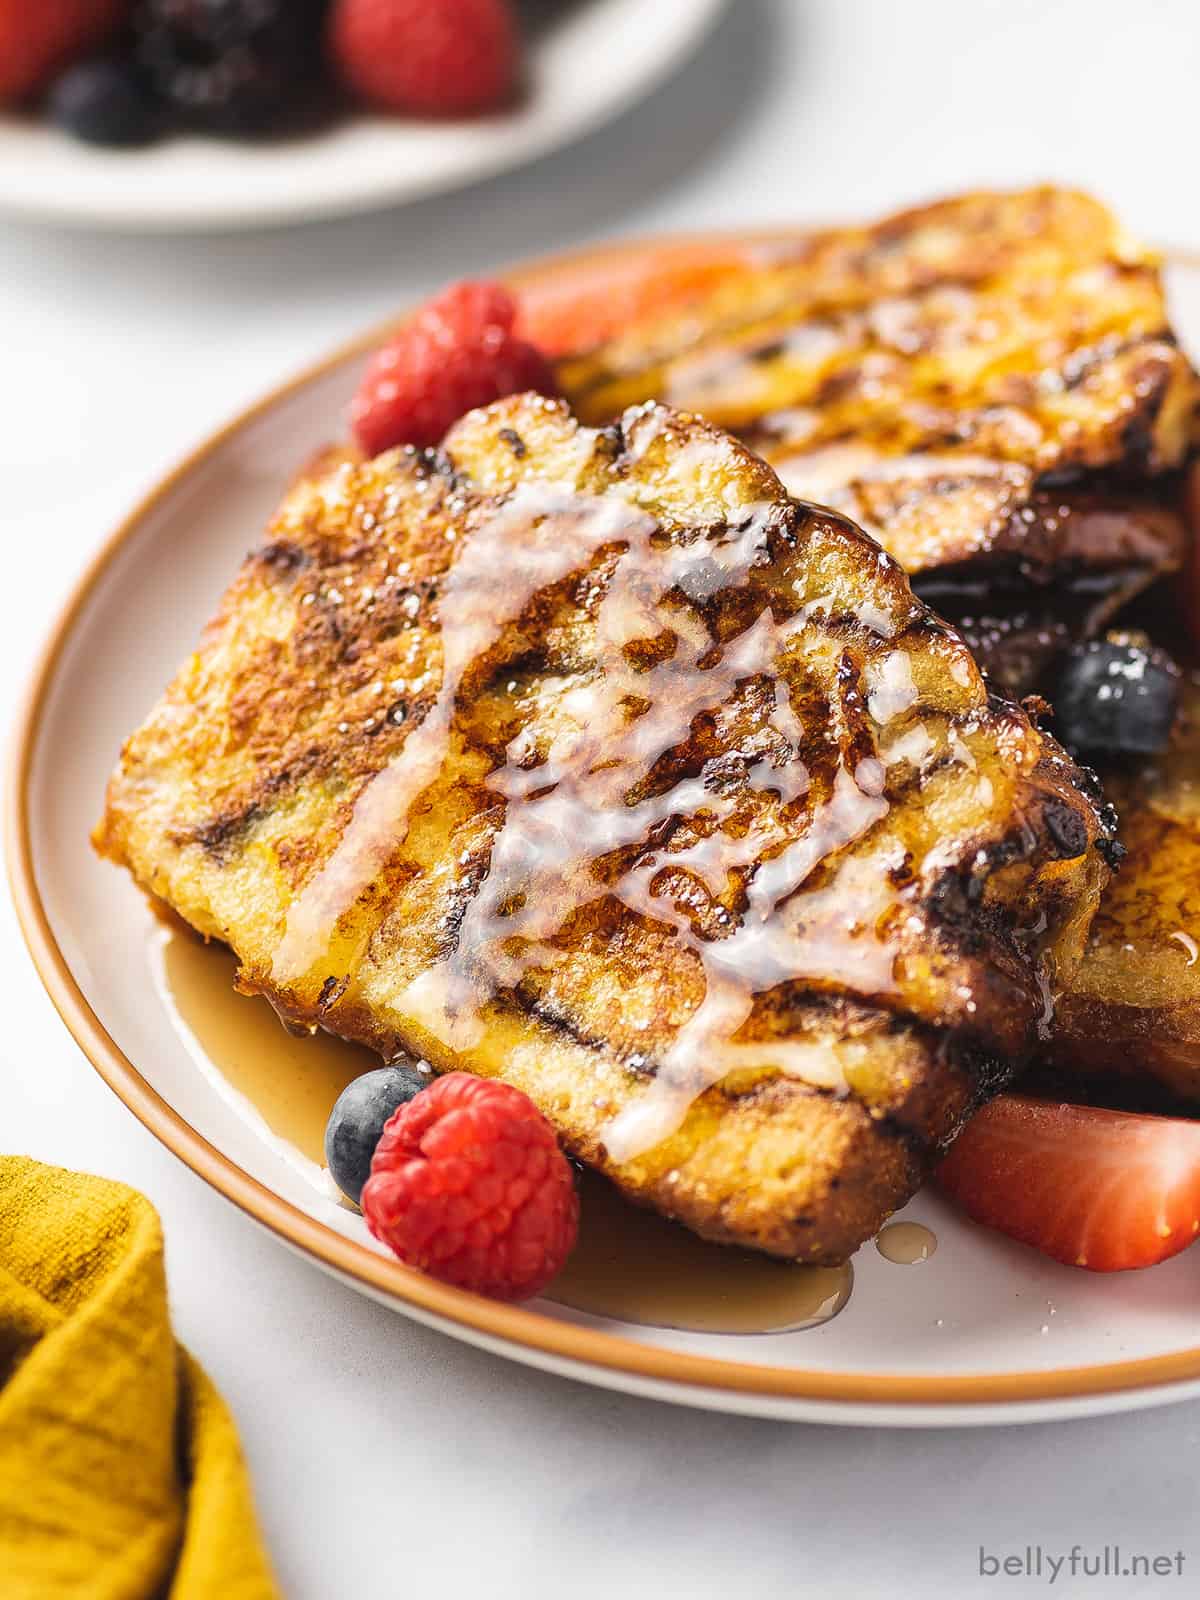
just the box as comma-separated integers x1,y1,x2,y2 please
0,1157,279,1600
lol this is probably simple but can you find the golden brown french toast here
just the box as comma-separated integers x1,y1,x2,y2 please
556,187,1200,1116
96,396,1114,1262
1051,678,1200,1103
558,188,1198,693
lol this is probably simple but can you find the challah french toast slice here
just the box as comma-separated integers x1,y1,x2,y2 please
558,187,1198,694
96,396,1113,1261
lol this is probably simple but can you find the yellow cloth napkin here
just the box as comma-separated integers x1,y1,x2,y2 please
0,1157,280,1600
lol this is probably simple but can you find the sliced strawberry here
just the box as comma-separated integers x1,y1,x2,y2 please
516,241,764,358
936,1095,1200,1271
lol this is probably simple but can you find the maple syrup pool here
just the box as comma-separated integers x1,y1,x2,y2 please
151,923,858,1334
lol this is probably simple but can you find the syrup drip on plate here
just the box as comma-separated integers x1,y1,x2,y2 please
273,441,967,1162
875,1221,938,1264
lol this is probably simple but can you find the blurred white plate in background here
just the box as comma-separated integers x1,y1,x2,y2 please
0,0,727,231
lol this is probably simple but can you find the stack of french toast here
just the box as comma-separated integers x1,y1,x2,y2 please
96,188,1200,1267
559,188,1200,1115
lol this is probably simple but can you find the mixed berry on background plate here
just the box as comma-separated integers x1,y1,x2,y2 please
0,0,563,146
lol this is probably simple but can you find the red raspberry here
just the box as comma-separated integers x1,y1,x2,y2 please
349,278,558,455
427,278,518,341
361,1073,579,1300
328,0,520,118
0,0,126,102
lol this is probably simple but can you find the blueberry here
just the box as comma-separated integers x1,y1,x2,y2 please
325,1062,430,1206
1052,634,1180,757
47,58,163,148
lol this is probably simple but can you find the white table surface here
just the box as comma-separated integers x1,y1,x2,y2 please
4,3,1200,1594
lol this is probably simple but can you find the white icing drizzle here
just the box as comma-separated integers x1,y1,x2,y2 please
600,772,890,1162
273,486,645,983
866,650,919,724
275,470,909,1163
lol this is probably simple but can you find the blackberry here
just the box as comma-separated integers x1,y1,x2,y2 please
134,0,331,137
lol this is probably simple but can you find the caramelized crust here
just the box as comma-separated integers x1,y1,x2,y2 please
97,398,1112,1261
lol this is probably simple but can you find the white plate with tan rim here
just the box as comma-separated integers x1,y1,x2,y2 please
0,0,727,231
10,234,1200,1428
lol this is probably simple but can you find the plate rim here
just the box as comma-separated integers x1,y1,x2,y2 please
11,227,1200,1416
